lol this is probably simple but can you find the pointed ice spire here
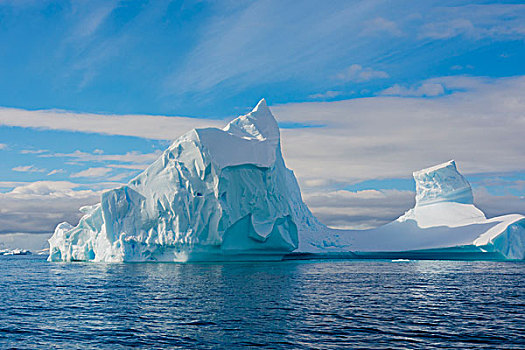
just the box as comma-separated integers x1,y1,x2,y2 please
224,98,279,143
252,98,268,113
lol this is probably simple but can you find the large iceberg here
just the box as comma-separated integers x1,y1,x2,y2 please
300,160,525,260
49,100,524,262
49,99,324,262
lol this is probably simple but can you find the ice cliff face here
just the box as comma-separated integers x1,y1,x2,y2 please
48,99,324,262
413,160,473,206
399,161,486,228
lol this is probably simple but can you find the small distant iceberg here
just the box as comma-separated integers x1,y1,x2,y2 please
0,248,32,256
48,100,524,262
36,248,50,256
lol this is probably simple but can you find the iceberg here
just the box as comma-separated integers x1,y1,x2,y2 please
48,100,524,262
300,160,525,260
0,248,32,256
48,99,324,262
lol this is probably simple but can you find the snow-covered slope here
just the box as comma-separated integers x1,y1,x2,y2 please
48,99,325,262
301,161,525,260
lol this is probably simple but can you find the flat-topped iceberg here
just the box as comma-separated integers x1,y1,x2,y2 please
49,99,324,262
301,161,525,260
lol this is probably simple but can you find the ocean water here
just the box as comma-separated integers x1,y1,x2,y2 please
1,256,524,349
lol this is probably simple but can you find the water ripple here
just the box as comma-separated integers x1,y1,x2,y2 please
0,257,523,349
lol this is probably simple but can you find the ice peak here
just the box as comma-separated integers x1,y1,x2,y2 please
224,99,279,143
252,98,268,113
413,160,456,176
413,160,473,206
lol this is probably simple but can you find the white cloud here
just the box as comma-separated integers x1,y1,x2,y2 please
10,181,88,196
12,165,46,173
70,167,112,178
420,18,476,40
450,65,474,71
0,181,108,235
337,64,389,82
108,163,150,170
360,17,402,37
2,73,525,230
156,2,525,96
0,181,26,190
0,143,7,150
20,149,48,154
41,149,161,166
0,233,51,251
273,75,525,189
308,91,343,99
418,4,525,40
69,1,118,39
303,183,525,230
303,189,414,229
47,169,65,176
107,171,138,182
3,75,525,191
163,1,402,95
380,82,445,97
0,107,224,140
474,187,525,218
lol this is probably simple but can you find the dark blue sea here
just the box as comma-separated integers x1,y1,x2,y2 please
1,256,524,349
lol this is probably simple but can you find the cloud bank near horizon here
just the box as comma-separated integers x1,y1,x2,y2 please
1,75,525,238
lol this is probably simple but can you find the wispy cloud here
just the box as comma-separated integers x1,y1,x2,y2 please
41,149,161,166
107,171,138,182
360,17,402,37
450,64,474,71
70,167,112,178
68,1,119,39
308,91,343,99
164,1,395,95
20,149,48,154
162,2,525,99
47,169,65,176
0,143,7,150
380,82,445,97
0,108,224,140
418,4,525,40
336,64,389,82
12,165,46,173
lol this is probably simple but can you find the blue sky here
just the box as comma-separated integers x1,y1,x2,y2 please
1,0,525,247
